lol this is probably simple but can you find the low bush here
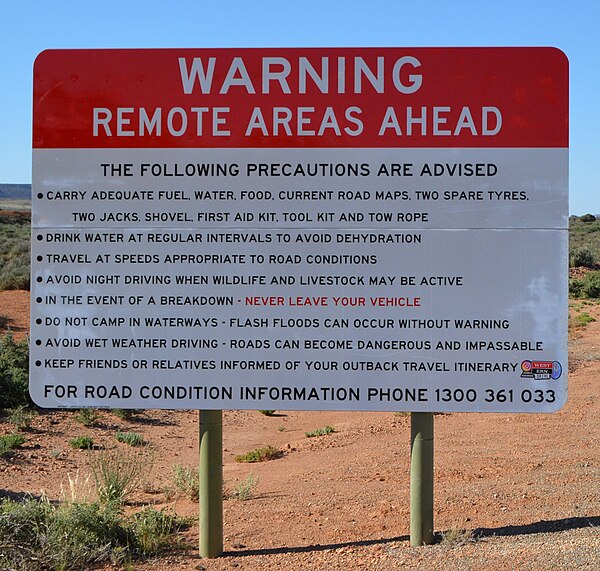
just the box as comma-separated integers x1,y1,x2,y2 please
171,464,199,501
90,448,150,505
573,312,595,327
5,405,37,431
235,445,283,463
111,409,139,421
129,507,189,556
569,216,600,264
0,433,26,456
580,271,600,299
440,526,476,545
230,473,259,501
69,436,94,450
0,496,186,570
305,426,336,438
0,333,30,410
75,408,99,427
258,410,276,416
0,219,30,291
570,247,595,268
115,431,146,447
569,279,584,298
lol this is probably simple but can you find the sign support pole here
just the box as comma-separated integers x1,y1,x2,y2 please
410,412,434,546
199,409,223,558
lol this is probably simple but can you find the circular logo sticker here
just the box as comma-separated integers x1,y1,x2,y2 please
551,361,562,380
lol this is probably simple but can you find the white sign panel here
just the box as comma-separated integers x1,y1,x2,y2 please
31,48,569,412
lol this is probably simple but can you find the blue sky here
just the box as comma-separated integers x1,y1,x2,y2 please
1,0,598,214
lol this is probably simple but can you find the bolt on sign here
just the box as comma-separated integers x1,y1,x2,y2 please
31,47,568,412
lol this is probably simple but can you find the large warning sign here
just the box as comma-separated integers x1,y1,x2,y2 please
31,48,568,412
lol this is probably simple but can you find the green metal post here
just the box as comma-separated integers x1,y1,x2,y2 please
199,409,223,558
410,412,434,546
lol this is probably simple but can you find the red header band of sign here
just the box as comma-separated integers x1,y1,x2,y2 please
33,47,568,149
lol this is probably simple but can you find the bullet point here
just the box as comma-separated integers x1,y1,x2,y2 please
37,235,43,241
36,318,42,325
35,339,42,346
36,297,42,303
37,193,44,199
37,276,43,283
37,256,43,262
35,360,41,367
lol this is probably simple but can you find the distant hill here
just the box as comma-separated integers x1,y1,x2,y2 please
0,184,31,200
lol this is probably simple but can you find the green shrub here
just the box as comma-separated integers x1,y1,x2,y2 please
580,213,597,223
171,464,199,501
111,409,138,421
258,410,276,416
115,431,146,447
0,260,30,290
569,279,584,298
305,425,336,438
69,436,94,450
5,405,37,431
0,496,185,569
440,526,476,545
235,445,283,463
574,312,595,327
43,501,128,569
580,271,600,299
568,217,600,267
0,219,30,291
0,494,52,543
0,433,26,456
90,448,149,505
230,473,259,500
75,408,99,427
570,247,595,268
0,333,30,410
130,507,188,556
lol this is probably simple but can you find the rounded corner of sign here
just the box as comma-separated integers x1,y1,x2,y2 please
28,388,48,409
548,390,568,413
33,49,53,70
546,46,569,68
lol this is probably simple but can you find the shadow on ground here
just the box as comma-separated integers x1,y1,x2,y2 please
228,515,599,557
474,515,600,538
